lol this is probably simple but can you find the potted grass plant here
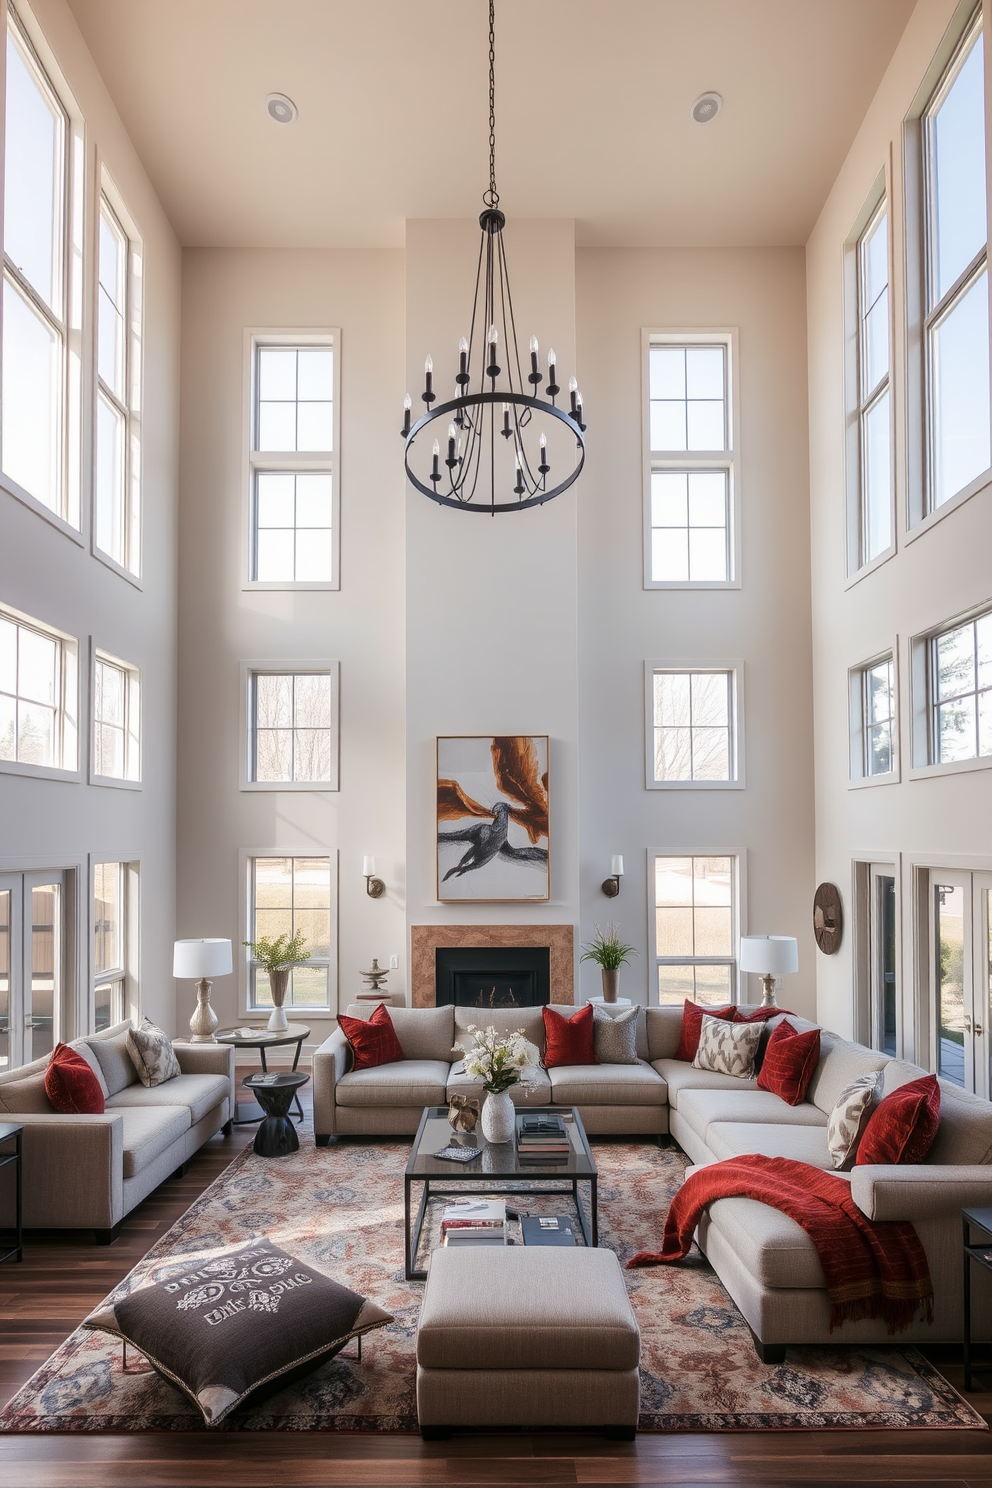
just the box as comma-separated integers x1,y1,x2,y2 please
242,932,310,1032
580,922,637,1003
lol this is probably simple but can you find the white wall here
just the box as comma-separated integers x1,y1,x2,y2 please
0,0,181,1037
806,0,992,1046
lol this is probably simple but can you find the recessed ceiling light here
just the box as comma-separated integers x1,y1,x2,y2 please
265,93,298,125
691,92,722,124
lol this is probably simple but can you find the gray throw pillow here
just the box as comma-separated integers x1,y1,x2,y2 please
83,1239,393,1426
592,1005,640,1064
125,1017,181,1088
90,1031,140,1095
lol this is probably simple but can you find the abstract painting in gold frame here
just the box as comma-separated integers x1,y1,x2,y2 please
436,735,550,903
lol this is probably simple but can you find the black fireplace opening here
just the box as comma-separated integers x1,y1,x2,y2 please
435,947,551,1010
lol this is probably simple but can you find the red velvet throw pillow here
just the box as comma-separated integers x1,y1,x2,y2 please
45,1043,105,1114
542,1003,597,1068
338,1003,405,1071
856,1074,941,1166
756,1019,821,1106
675,1001,736,1063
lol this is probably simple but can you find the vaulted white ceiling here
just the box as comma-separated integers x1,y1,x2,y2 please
65,0,915,249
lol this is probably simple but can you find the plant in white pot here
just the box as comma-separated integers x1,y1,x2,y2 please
242,932,310,1032
459,1024,541,1143
580,922,637,1003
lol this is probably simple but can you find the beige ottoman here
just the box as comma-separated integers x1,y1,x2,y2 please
416,1246,640,1439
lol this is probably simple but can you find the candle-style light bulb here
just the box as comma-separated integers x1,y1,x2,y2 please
569,376,579,415
448,423,456,440
425,355,433,373
459,337,469,354
530,335,539,353
501,403,511,438
540,432,547,452
446,423,456,466
432,438,440,455
423,355,434,403
430,437,441,484
402,392,412,436
528,333,540,380
546,347,559,397
404,393,412,411
488,324,498,344
548,348,557,366
568,375,578,392
457,336,469,384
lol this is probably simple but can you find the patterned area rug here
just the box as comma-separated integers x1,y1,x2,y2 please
0,1132,984,1432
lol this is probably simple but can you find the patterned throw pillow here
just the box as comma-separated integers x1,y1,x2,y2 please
827,1073,878,1169
83,1239,393,1426
338,1003,405,1070
592,1005,639,1064
675,1000,737,1062
125,1018,181,1089
856,1073,941,1165
692,1014,763,1079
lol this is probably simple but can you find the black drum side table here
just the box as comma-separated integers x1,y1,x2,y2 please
0,1122,23,1266
962,1205,992,1389
243,1073,310,1158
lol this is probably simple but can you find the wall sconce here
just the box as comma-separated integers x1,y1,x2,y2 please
363,856,386,899
602,855,624,898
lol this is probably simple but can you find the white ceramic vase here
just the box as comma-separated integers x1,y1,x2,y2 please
481,1088,515,1144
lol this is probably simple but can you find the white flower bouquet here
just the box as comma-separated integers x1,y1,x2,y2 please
460,1024,541,1095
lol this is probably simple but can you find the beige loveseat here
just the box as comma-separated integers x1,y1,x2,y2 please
0,1020,235,1243
314,1000,992,1359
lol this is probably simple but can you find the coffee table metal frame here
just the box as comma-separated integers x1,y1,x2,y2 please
215,1024,310,1124
403,1105,598,1281
0,1123,23,1266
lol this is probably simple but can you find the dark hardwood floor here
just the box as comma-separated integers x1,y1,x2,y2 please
2,1075,992,1486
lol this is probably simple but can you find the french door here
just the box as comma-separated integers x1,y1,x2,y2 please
0,872,65,1071
931,870,992,1097
869,864,898,1055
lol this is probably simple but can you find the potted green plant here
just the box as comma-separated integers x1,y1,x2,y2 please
580,922,637,1004
242,932,310,1032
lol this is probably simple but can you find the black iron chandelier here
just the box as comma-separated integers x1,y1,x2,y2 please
400,0,586,514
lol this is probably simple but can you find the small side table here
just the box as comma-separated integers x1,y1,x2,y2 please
215,1024,310,1125
962,1206,992,1389
0,1122,23,1266
243,1073,310,1158
586,997,632,1009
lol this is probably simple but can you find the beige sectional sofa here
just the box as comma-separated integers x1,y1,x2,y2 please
0,1020,235,1243
314,1000,992,1359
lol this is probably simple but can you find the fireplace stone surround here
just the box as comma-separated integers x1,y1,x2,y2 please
410,925,574,1007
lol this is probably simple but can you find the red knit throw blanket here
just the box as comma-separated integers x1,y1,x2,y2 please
628,1154,933,1334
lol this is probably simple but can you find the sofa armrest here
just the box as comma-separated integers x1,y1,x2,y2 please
0,1114,124,1229
851,1164,992,1222
175,1042,237,1117
312,1027,352,1137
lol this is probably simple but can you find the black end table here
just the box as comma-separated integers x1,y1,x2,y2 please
962,1206,992,1389
243,1073,310,1157
216,1024,310,1124
0,1122,23,1266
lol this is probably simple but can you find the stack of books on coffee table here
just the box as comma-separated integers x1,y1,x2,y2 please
516,1113,571,1164
440,1198,507,1247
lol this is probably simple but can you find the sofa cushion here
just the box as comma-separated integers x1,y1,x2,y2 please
107,1073,231,1125
592,1005,639,1065
653,1057,758,1108
857,1074,940,1166
90,1030,140,1096
705,1120,834,1169
452,1005,545,1061
700,1190,853,1289
879,1057,929,1096
693,1016,762,1078
756,1021,820,1106
677,1087,828,1143
45,1043,106,1113
543,1004,596,1068
806,1030,888,1116
335,1060,449,1108
928,1080,992,1166
446,1065,553,1107
0,1069,53,1114
69,1039,110,1098
645,1006,684,1062
548,1059,666,1106
120,1105,191,1178
382,1005,454,1063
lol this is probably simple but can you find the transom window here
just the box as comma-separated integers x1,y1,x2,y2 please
93,651,140,782
95,192,141,574
654,854,737,1005
247,856,333,1011
93,860,129,1030
0,606,77,772
249,338,338,587
922,12,990,513
857,200,892,563
247,667,339,788
930,610,991,763
645,335,734,587
649,667,737,785
861,656,895,777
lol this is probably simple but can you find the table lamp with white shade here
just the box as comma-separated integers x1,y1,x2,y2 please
738,935,798,1009
174,938,233,1042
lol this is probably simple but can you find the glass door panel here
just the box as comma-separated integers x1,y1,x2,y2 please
935,879,968,1086
869,868,897,1055
0,888,10,1070
28,882,59,1062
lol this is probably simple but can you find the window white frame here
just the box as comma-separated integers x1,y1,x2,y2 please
0,599,78,780
240,660,340,792
648,848,745,1005
92,169,142,582
89,642,140,786
243,330,340,592
90,857,137,1032
240,848,338,1018
644,660,743,789
910,600,992,777
0,3,83,539
849,644,900,785
642,329,740,590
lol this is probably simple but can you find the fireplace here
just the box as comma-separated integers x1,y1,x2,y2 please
435,947,551,1009
410,925,573,1006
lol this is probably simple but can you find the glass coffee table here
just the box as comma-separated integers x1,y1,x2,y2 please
404,1105,598,1280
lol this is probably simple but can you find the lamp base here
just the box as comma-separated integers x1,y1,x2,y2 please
189,979,219,1042
760,974,778,1009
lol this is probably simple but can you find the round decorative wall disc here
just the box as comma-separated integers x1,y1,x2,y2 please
813,882,843,955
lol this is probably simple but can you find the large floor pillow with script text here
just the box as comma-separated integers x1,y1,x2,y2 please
83,1240,393,1425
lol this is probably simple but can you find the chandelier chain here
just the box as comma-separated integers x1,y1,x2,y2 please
485,0,498,208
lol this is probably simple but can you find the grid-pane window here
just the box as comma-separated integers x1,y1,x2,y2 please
652,669,734,783
647,338,733,585
250,671,334,784
923,15,990,512
1,14,69,519
654,855,737,1005
863,657,895,776
248,856,332,1010
95,196,140,572
857,202,892,562
0,609,75,770
93,860,125,1031
93,652,139,781
250,341,336,586
930,610,992,763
